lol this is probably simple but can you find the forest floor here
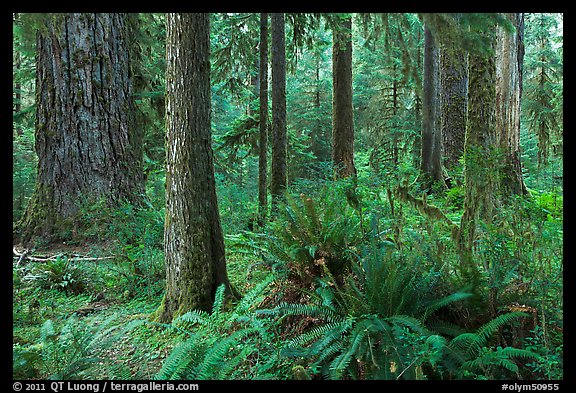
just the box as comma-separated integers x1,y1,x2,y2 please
12,239,273,380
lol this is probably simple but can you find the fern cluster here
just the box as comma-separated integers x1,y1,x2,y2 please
263,236,541,380
267,191,363,283
156,276,288,380
13,315,120,379
23,257,96,295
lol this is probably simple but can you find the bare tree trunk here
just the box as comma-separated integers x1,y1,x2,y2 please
496,12,528,195
270,13,287,212
258,13,269,226
332,14,356,179
159,13,235,322
18,13,143,246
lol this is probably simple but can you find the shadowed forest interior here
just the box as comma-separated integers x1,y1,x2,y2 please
12,12,563,381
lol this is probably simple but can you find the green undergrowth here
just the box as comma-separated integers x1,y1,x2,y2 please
13,175,563,380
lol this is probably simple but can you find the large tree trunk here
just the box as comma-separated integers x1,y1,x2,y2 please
458,23,498,276
18,13,143,246
332,14,356,179
258,13,269,227
159,13,234,322
420,26,445,190
440,28,468,174
496,13,528,195
270,13,287,212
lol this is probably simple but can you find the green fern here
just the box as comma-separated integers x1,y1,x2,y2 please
266,237,477,380
14,315,120,380
444,312,541,379
268,191,363,281
156,276,280,380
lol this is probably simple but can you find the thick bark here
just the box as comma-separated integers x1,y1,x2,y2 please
440,37,468,173
160,13,233,322
458,24,498,274
18,13,143,245
258,13,269,226
495,13,528,195
270,13,287,211
420,26,445,189
332,15,356,179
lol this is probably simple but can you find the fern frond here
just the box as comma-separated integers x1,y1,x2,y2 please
421,291,472,322
233,274,274,315
193,328,258,379
175,309,210,327
328,322,369,380
155,336,203,380
462,349,523,375
212,284,226,315
449,332,484,358
315,341,345,370
272,302,345,324
285,320,350,354
475,312,528,345
308,318,354,356
387,315,430,336
40,319,57,343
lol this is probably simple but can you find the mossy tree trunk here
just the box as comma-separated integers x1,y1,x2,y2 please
420,25,446,190
439,27,468,175
18,13,143,246
159,13,235,322
257,13,269,227
458,23,498,277
496,13,528,196
270,13,287,212
331,14,356,179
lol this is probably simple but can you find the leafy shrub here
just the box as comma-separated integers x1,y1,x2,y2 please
534,190,563,222
445,185,465,210
524,324,563,379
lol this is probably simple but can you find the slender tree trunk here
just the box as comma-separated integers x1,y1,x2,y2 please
392,62,399,166
440,26,468,174
412,30,423,169
13,12,22,137
420,26,445,190
496,12,528,195
332,14,356,179
159,13,235,322
18,13,143,246
270,13,287,212
258,13,269,226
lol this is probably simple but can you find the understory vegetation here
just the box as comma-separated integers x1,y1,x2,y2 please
13,170,563,380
